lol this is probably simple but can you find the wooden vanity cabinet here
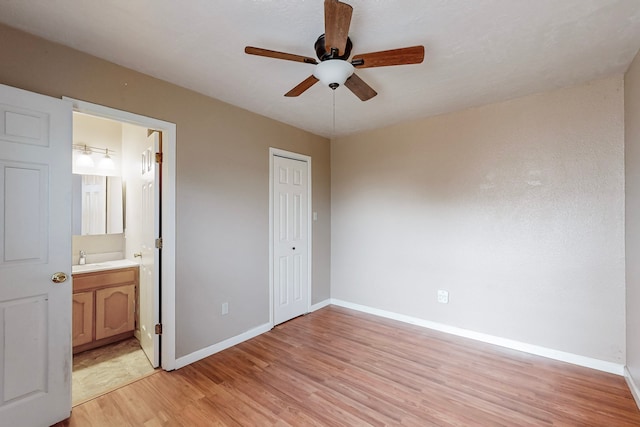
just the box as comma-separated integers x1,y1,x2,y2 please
72,291,94,347
72,266,138,354
95,284,136,340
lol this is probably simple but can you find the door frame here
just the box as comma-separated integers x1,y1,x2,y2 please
269,148,312,326
64,97,176,370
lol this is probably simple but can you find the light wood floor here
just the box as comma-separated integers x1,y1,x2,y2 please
55,306,640,426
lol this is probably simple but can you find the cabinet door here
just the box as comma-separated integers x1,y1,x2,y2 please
72,292,94,347
95,284,135,340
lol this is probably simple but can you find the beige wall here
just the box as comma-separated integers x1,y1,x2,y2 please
332,76,625,363
72,114,123,176
626,50,640,383
0,24,331,359
2,20,630,367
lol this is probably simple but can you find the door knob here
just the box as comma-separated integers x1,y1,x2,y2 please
51,272,68,283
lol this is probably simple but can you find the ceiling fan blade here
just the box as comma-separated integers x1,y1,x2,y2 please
285,75,320,97
245,46,318,65
352,46,425,68
344,74,377,101
324,0,353,56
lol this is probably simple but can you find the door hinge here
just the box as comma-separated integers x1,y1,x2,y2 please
155,238,163,249
155,152,163,164
155,323,163,335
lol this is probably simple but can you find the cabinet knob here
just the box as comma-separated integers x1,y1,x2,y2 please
133,252,142,258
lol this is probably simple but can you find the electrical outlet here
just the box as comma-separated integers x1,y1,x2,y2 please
437,290,449,304
221,302,229,315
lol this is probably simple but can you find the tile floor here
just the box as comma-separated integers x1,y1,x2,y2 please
72,337,156,405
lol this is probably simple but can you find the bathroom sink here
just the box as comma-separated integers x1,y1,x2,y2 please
72,259,137,274
72,263,111,273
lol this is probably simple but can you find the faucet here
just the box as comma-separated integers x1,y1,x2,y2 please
79,250,86,265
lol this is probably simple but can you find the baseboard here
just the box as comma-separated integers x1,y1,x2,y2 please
174,322,272,369
625,367,640,409
330,299,624,376
310,298,331,312
173,299,624,375
174,300,331,370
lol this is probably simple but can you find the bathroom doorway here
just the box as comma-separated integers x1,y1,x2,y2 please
67,100,176,405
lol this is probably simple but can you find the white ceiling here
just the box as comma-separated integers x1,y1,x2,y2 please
1,0,640,138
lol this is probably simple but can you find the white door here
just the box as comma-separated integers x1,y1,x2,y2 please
139,132,160,367
273,155,309,325
0,84,72,425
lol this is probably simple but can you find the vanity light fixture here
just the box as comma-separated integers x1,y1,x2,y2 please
73,144,117,171
75,145,94,168
98,148,115,171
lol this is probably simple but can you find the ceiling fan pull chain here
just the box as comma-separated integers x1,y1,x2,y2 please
332,89,336,136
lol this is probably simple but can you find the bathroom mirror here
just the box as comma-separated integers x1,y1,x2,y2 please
72,174,124,235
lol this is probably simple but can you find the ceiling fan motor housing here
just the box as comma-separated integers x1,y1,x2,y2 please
313,34,355,89
315,34,353,61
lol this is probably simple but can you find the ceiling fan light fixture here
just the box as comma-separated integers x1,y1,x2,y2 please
313,59,354,89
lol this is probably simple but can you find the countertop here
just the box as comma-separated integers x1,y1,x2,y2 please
72,259,139,274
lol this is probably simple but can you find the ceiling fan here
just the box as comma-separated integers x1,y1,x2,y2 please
245,0,425,101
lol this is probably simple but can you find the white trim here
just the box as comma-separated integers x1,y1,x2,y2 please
268,148,313,327
625,367,640,410
331,299,625,376
175,323,272,369
310,299,331,312
64,97,177,370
